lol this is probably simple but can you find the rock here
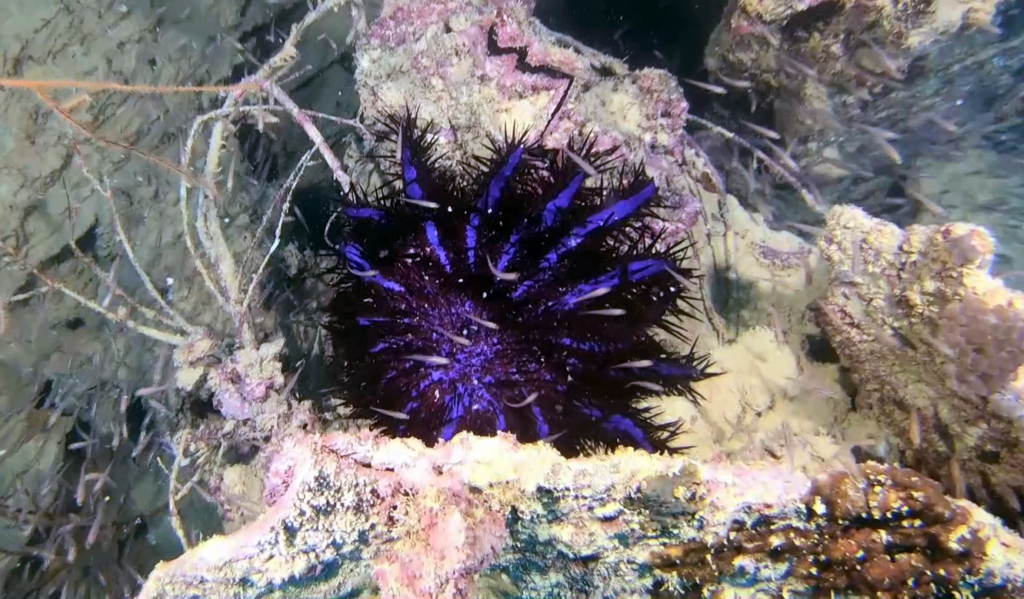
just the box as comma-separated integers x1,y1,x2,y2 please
816,204,1024,526
704,0,1000,131
137,431,1024,598
354,0,709,250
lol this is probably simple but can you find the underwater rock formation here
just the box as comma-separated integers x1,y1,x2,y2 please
816,205,1024,525
349,0,830,372
353,0,710,251
704,0,999,117
355,0,866,329
652,459,1024,598
136,431,1024,599
700,0,1024,278
127,1,1024,596
0,0,263,301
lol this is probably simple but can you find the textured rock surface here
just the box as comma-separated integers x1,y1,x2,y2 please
0,0,306,590
0,0,244,584
137,431,1024,599
816,205,1024,524
653,460,1024,598
704,0,999,112
354,0,710,251
0,0,305,410
351,0,828,350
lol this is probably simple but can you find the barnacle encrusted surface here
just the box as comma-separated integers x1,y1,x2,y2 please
136,432,1024,599
815,205,1024,525
324,114,714,455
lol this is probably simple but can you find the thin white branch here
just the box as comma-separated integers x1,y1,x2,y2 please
1,247,187,345
262,81,352,193
76,158,201,334
241,146,317,314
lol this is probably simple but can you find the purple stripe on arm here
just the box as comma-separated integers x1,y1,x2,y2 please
425,221,450,271
483,145,525,211
540,182,657,268
402,146,424,200
499,172,586,271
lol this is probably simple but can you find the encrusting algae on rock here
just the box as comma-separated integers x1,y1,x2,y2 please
815,205,1024,528
652,462,1023,598
137,432,1024,599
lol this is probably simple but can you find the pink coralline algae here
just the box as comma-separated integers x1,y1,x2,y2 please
136,431,1024,599
205,338,286,420
354,0,717,251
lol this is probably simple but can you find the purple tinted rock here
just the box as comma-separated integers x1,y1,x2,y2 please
355,0,716,249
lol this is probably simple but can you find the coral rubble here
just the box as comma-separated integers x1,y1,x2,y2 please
136,431,1024,599
816,205,1024,524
